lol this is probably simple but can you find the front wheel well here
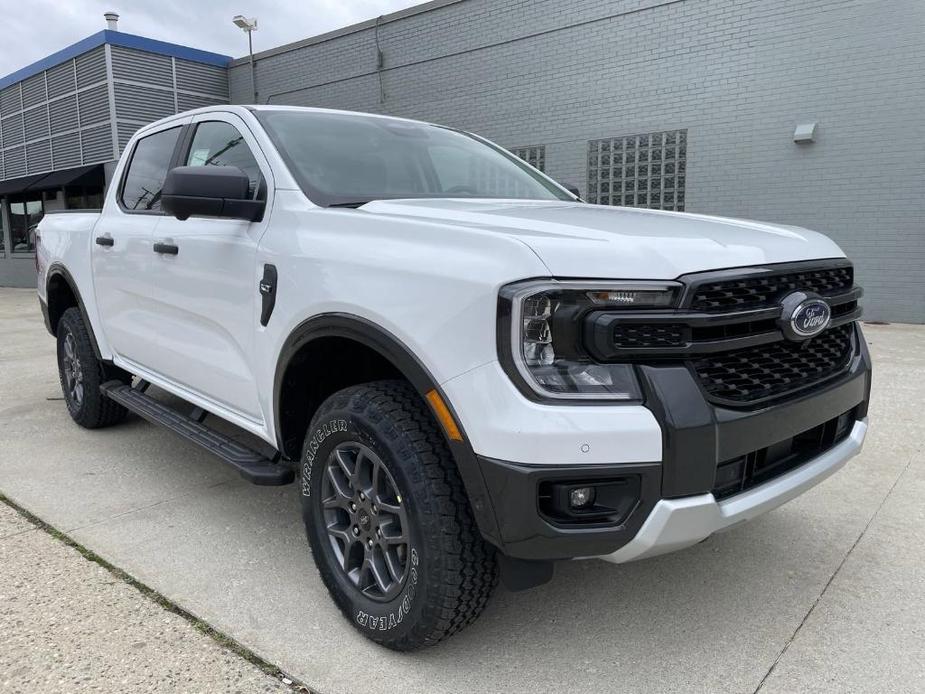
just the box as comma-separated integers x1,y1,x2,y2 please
276,336,403,459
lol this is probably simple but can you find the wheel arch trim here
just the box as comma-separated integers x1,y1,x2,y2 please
45,263,104,361
273,312,502,544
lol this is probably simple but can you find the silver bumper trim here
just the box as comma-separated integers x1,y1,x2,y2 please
599,418,868,564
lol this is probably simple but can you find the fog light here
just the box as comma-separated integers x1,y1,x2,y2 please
569,486,595,508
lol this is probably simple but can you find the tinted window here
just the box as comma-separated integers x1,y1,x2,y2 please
185,121,262,198
9,193,43,253
257,110,571,207
120,127,182,211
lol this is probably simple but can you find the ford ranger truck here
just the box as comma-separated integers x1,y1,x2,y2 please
36,106,871,650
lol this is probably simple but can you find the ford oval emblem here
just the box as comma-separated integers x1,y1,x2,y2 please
779,291,832,341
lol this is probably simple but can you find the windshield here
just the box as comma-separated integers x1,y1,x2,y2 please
256,110,573,207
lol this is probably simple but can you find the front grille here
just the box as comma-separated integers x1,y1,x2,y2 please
712,407,857,500
690,265,853,313
613,323,687,349
582,262,862,405
691,324,855,405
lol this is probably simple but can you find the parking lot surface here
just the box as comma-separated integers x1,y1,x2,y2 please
1,287,923,694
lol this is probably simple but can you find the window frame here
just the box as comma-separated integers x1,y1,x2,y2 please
178,119,267,202
117,124,187,216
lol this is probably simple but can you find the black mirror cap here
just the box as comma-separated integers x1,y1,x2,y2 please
162,166,265,222
564,184,582,198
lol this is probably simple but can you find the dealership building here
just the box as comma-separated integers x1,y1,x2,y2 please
1,0,921,323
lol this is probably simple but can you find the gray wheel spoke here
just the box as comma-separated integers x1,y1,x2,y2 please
334,448,355,481
368,551,391,594
382,546,404,582
324,464,352,500
320,441,411,602
377,500,402,517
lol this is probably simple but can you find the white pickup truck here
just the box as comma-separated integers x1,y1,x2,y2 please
37,105,871,650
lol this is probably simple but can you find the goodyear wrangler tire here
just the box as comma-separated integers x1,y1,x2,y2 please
56,307,130,429
300,380,497,650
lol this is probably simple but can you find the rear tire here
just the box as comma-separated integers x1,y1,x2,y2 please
300,380,497,650
56,307,130,429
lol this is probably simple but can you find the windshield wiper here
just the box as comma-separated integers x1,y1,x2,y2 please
327,201,370,209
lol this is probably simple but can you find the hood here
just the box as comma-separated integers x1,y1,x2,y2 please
359,199,845,279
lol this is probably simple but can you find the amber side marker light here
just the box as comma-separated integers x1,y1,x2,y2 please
425,389,463,442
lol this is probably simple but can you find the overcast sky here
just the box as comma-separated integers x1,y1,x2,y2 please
0,0,424,76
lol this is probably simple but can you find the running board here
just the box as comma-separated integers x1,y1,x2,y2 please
100,381,294,486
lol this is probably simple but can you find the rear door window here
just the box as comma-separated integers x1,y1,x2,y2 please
120,126,183,212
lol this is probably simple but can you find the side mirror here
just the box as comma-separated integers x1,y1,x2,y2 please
562,183,582,198
162,166,264,222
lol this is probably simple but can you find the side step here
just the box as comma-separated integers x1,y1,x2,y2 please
101,381,294,486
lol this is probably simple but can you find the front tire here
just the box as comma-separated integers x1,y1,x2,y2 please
301,380,497,650
56,307,130,429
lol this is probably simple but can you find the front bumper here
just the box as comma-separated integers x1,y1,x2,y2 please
463,324,872,561
601,418,866,563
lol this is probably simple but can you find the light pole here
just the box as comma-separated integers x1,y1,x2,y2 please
232,15,258,103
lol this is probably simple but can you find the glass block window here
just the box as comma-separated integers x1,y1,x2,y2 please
587,130,686,210
511,145,546,172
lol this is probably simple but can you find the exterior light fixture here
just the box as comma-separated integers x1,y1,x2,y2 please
232,15,259,104
793,122,817,144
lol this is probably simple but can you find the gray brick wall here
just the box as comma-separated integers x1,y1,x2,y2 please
230,0,924,323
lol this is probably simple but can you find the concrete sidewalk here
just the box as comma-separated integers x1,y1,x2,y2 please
0,501,295,693
1,287,923,693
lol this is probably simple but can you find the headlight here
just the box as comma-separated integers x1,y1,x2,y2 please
499,280,681,401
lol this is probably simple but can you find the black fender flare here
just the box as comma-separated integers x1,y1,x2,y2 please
274,313,501,544
45,263,104,361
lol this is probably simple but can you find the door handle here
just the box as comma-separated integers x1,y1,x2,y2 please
95,236,114,247
153,242,179,255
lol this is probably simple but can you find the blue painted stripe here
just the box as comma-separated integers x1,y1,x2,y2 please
0,30,231,91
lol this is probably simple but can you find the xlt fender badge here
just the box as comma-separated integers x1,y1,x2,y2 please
259,264,278,327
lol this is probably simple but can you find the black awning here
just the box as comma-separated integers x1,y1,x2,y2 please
28,164,104,191
0,173,47,196
0,164,105,197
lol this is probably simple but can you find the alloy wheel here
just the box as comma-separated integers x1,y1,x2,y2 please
321,442,410,602
62,331,84,407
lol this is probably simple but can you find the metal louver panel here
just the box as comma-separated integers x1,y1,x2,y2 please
111,46,174,88
27,139,52,173
77,85,110,126
46,62,76,98
1,85,22,115
24,105,50,141
49,95,79,132
52,132,81,169
3,146,25,178
80,124,114,164
114,83,175,121
117,121,140,152
21,74,47,109
175,60,228,97
75,47,107,88
2,114,24,147
177,93,224,112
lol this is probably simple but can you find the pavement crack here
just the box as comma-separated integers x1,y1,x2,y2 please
752,452,918,693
